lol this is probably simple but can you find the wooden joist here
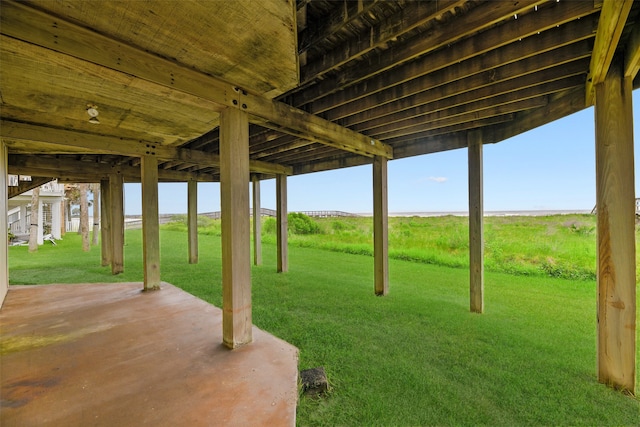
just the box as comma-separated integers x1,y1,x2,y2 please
1,121,292,176
7,176,53,199
585,0,634,104
8,154,217,183
1,0,390,159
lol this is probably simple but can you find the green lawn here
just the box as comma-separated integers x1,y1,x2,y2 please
7,223,640,426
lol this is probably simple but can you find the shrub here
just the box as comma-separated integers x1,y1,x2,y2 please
288,212,321,235
263,217,276,235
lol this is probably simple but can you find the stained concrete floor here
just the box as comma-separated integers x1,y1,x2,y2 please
0,282,299,426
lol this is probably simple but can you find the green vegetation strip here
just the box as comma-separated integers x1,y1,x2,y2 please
8,215,640,426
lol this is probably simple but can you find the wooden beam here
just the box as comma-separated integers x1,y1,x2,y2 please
242,93,391,158
276,174,288,273
0,141,8,306
141,155,161,291
344,58,589,130
585,0,633,104
295,0,591,107
1,0,389,159
7,176,53,199
7,154,218,183
100,179,112,268
188,180,198,264
373,155,388,296
1,121,292,176
468,131,484,314
309,9,598,116
624,22,640,79
298,0,381,55
594,58,636,395
109,173,125,275
481,87,588,146
299,0,464,83
252,176,262,266
220,107,252,349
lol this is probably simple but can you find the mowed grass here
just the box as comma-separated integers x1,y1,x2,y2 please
7,218,640,426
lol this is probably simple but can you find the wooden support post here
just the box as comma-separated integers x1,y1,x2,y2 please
594,58,636,394
187,179,198,264
252,176,262,266
0,141,8,306
468,130,484,313
276,174,288,273
100,179,112,267
220,107,252,348
373,155,389,296
109,174,125,275
141,155,161,291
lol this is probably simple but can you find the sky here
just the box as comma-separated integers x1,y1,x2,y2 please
123,90,640,215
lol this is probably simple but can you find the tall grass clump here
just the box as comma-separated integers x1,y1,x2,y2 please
259,214,640,281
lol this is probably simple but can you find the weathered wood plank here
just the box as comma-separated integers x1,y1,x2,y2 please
1,121,292,176
7,154,218,183
141,155,161,290
373,156,388,296
468,131,484,314
585,0,633,104
109,173,125,275
100,179,112,268
13,0,298,97
241,92,391,159
188,180,198,264
624,23,640,79
0,142,8,306
1,1,388,159
220,107,252,348
295,0,587,107
298,0,381,55
309,9,598,116
252,176,262,266
346,58,589,130
276,175,288,273
7,176,53,199
299,0,464,84
594,59,636,394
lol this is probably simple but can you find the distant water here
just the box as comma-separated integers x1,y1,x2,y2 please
357,210,592,217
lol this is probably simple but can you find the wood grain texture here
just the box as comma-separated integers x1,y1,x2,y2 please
188,180,199,265
141,156,161,290
252,177,262,266
586,0,633,104
594,59,636,395
100,179,112,268
109,174,125,275
25,0,298,96
276,175,288,273
220,107,252,348
373,155,388,296
0,142,8,306
468,131,484,314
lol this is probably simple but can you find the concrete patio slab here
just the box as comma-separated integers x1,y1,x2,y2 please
0,282,299,426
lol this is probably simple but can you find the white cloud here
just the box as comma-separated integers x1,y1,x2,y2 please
429,176,448,183
428,176,447,183
415,176,448,184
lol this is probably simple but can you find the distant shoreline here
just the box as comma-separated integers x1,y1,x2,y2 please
357,209,593,217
